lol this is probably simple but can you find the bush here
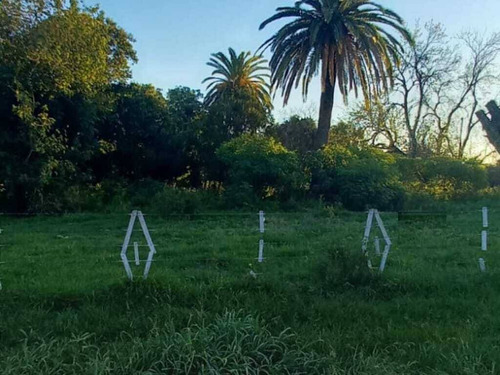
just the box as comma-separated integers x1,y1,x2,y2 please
217,134,307,206
149,186,220,215
309,145,404,211
396,157,488,200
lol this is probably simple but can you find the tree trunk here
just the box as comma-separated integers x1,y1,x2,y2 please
314,74,335,149
477,100,500,153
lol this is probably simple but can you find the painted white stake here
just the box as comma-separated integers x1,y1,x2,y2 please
362,209,375,255
374,211,392,247
138,211,157,280
120,210,137,280
257,211,265,263
482,230,488,251
258,239,264,263
479,258,486,272
374,237,381,256
134,242,140,266
259,211,265,234
379,244,391,273
361,209,392,272
483,207,489,228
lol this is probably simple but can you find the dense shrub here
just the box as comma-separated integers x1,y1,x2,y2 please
396,157,488,200
309,145,404,211
217,134,307,206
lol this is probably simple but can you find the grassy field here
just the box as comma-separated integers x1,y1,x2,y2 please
1,204,500,374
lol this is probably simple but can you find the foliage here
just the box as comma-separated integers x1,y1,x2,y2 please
203,48,271,109
95,83,169,181
260,0,412,147
217,134,306,205
329,121,367,148
309,145,404,211
203,48,272,136
0,0,136,211
396,157,488,200
1,311,330,374
267,115,316,154
0,0,494,215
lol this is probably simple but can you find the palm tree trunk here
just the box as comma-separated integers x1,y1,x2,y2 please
314,77,335,149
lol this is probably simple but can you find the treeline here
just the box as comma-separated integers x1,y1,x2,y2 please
0,1,496,213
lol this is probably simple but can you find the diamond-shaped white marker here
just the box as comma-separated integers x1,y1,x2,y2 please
361,209,392,273
121,210,157,280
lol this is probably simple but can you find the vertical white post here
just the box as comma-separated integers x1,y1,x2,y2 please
138,211,157,280
134,242,140,266
482,207,489,228
258,211,265,263
362,209,374,255
482,230,488,251
258,239,264,263
479,258,486,272
120,211,137,280
374,237,381,256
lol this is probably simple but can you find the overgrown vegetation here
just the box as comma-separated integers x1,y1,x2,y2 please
1,207,500,374
1,1,498,214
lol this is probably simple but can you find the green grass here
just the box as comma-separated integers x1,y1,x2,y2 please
1,204,500,374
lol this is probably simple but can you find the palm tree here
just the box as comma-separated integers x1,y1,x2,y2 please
260,0,413,149
203,48,271,109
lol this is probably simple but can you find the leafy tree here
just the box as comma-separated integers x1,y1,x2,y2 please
203,48,272,136
217,134,306,204
267,115,316,154
164,86,207,187
95,85,211,188
0,0,136,211
94,84,168,181
260,0,412,149
329,121,366,149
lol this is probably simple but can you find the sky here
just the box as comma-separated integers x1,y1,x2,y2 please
88,0,500,121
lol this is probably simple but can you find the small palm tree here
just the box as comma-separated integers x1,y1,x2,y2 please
260,0,413,149
203,48,271,109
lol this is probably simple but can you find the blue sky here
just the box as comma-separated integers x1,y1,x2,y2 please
89,0,500,119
